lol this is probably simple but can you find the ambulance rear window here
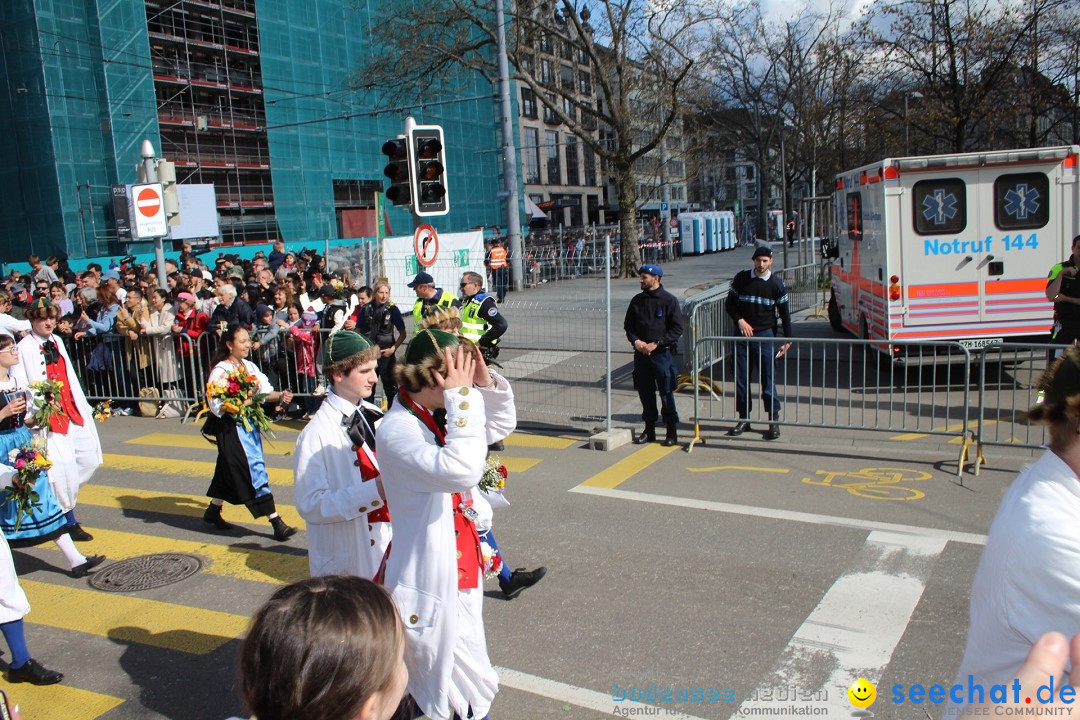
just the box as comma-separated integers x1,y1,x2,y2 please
846,192,862,241
994,172,1049,230
913,179,966,236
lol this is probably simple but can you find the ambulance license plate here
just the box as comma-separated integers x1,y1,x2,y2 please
959,338,1003,349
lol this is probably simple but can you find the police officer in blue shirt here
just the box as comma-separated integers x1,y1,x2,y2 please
623,264,684,446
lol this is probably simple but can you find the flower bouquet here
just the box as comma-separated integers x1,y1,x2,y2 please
479,456,508,493
205,368,272,436
92,401,113,423
28,379,65,430
480,538,504,580
3,436,51,531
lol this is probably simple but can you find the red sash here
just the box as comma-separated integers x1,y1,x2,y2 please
355,445,391,523
45,351,83,434
399,391,482,590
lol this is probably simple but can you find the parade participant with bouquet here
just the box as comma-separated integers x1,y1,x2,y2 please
294,331,389,579
377,330,514,720
202,325,295,541
0,334,104,578
12,298,101,541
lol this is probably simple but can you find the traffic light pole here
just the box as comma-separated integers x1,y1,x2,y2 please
495,0,524,292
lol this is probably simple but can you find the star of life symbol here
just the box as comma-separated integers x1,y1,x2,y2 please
922,189,958,225
1003,184,1040,220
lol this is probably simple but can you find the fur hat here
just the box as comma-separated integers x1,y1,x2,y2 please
25,296,57,319
1028,347,1080,425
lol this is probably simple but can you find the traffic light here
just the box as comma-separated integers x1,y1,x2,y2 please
382,136,412,207
156,159,180,226
409,124,449,216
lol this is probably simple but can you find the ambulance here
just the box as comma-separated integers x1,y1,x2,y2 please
826,145,1080,354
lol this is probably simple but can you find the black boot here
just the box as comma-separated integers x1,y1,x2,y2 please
662,422,678,447
270,516,297,541
727,421,750,437
766,423,781,440
633,423,655,444
203,503,234,530
499,567,547,600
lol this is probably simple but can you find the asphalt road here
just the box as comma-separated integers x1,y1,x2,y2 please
4,406,1036,719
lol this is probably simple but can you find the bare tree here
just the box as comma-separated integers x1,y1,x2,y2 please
856,0,1066,153
691,1,850,240
351,0,704,277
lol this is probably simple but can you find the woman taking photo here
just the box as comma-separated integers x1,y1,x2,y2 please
202,325,296,541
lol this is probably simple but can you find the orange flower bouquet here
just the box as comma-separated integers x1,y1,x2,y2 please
205,368,272,436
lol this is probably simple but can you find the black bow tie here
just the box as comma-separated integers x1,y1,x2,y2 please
41,340,59,365
344,410,375,449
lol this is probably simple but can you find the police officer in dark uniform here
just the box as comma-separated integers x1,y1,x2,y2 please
360,281,406,407
623,264,683,446
1047,234,1080,355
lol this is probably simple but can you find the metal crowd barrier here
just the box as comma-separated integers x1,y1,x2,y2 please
969,342,1075,474
686,335,975,476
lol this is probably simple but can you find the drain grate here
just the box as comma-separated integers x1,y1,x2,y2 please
89,553,202,592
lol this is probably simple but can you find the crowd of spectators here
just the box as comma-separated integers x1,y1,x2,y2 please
0,244,372,419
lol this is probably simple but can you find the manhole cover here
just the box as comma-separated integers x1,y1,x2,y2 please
89,554,202,592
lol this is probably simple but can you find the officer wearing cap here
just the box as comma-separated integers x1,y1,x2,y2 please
623,264,684,446
408,271,459,332
725,246,792,440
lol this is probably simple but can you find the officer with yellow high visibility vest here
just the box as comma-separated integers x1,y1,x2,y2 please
459,271,508,359
407,271,459,332
461,270,509,451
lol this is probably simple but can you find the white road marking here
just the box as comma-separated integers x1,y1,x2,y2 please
570,485,987,546
495,666,710,720
497,350,579,381
729,531,946,719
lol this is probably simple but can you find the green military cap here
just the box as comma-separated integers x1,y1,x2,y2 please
324,330,373,364
404,329,460,365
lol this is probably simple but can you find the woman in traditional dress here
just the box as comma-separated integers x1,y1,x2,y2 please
202,325,296,541
0,334,104,578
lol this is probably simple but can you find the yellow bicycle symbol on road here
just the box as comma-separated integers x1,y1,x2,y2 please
802,467,933,501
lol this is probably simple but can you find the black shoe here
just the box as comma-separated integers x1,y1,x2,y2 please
67,523,93,541
71,555,106,579
727,422,750,437
7,658,63,685
203,504,234,530
488,441,505,452
766,424,781,440
271,516,297,541
663,431,678,447
499,566,547,600
633,425,656,444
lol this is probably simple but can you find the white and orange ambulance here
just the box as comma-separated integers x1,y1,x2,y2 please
826,146,1080,353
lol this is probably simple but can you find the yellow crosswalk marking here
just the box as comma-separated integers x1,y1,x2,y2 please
77,484,306,532
109,446,541,479
126,432,294,456
40,526,307,586
504,432,577,449
578,444,680,489
103,453,294,486
21,580,250,655
891,419,995,442
3,682,124,720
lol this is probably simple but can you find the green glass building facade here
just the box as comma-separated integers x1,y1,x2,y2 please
0,0,509,263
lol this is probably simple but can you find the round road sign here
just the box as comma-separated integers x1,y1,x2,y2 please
414,224,439,267
137,186,162,218
670,217,679,228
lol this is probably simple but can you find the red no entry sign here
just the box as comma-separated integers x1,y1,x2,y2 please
136,186,162,217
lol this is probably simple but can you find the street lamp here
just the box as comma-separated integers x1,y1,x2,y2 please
905,91,923,156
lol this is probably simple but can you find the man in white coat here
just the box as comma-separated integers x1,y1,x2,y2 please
377,329,515,720
12,298,102,540
293,330,390,579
